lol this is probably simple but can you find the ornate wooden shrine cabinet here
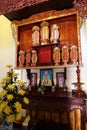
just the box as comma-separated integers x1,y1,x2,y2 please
11,8,82,68
11,8,86,130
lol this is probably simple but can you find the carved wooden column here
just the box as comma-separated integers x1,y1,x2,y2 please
76,66,85,97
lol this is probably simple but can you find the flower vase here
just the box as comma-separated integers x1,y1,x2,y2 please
2,120,13,130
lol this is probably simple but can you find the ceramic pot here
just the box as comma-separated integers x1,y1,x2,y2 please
2,120,13,130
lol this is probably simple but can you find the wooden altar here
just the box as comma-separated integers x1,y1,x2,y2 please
27,90,86,130
11,8,86,130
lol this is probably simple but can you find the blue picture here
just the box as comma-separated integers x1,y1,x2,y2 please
40,69,53,86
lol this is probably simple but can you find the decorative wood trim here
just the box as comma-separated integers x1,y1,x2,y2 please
12,8,78,26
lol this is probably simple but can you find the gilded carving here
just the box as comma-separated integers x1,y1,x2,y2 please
11,22,17,41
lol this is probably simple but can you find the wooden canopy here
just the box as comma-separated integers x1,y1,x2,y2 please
0,0,48,14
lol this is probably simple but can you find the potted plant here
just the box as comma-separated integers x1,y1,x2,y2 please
0,65,30,130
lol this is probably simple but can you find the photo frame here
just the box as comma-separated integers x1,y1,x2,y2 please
40,69,53,86
56,72,65,88
30,73,37,87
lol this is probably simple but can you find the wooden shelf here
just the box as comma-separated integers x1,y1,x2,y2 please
32,43,60,48
14,64,83,70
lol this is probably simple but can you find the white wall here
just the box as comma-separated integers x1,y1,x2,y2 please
80,19,87,91
66,19,87,91
0,15,16,79
0,15,87,92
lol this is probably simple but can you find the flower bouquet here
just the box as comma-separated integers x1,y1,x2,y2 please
0,65,30,124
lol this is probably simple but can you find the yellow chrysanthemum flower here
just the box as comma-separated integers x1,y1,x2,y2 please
16,112,22,121
7,94,14,100
23,97,29,104
8,84,15,90
0,106,3,115
6,75,11,80
16,80,24,86
6,77,11,81
18,89,25,96
24,115,30,123
0,65,30,123
0,81,4,85
1,78,7,83
0,101,8,115
0,90,7,97
14,102,22,112
6,114,15,122
0,101,7,109
2,77,10,83
22,85,27,90
4,106,11,115
6,65,12,69
12,72,18,77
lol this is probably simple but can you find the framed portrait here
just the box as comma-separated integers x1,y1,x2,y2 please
30,73,37,87
56,72,65,88
40,69,53,86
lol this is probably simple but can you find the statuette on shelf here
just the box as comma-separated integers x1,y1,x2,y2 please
31,50,37,66
40,21,49,45
53,47,60,65
50,24,60,44
62,46,69,65
18,50,25,67
70,45,78,65
32,26,40,46
25,50,31,67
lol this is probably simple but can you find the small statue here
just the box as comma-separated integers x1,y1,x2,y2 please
32,26,40,46
62,46,69,65
53,47,60,65
31,50,37,66
18,50,25,67
25,50,31,67
70,45,78,65
40,21,49,45
50,24,60,44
